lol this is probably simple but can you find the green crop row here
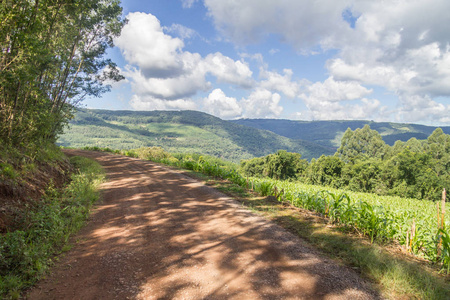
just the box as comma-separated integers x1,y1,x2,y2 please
249,178,450,273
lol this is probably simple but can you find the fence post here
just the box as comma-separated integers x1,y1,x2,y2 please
441,188,446,229
438,188,446,258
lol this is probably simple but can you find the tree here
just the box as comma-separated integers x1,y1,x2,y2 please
306,155,344,187
391,149,439,199
240,156,265,177
239,150,307,180
344,159,382,193
425,128,450,160
0,0,125,148
336,125,387,163
263,150,306,180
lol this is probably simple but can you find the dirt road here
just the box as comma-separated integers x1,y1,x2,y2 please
27,150,379,299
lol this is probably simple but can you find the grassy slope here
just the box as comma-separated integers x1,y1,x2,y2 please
58,109,334,162
232,119,450,149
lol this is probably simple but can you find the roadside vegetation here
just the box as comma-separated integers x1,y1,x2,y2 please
0,150,105,299
84,144,450,298
0,1,124,298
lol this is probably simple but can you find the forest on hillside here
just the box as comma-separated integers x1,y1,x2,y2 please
59,109,334,161
233,118,450,149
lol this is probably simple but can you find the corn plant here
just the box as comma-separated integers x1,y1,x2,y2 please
436,228,450,274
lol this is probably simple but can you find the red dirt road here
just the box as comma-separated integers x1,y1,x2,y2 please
27,150,379,299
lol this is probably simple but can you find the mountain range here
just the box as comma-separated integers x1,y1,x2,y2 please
58,109,450,162
58,109,333,162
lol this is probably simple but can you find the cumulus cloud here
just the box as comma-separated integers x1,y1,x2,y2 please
203,0,450,123
396,94,450,123
164,24,198,40
204,53,254,88
204,0,351,52
114,2,450,123
328,1,450,122
115,12,184,79
130,95,197,111
202,89,242,118
115,12,254,110
299,77,384,120
302,77,372,103
241,89,283,118
123,52,209,100
259,68,300,98
202,88,285,119
301,97,384,121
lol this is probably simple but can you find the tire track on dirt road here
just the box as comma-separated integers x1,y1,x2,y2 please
27,149,379,299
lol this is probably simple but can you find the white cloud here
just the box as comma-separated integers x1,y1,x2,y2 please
203,0,450,123
115,12,255,109
303,77,372,103
181,0,199,9
241,89,283,118
130,95,197,111
204,0,351,51
299,77,383,120
115,12,184,79
202,89,242,119
113,3,450,123
259,68,300,98
302,97,384,121
396,94,449,123
328,1,450,122
269,49,279,55
164,24,197,40
123,51,210,100
204,53,254,88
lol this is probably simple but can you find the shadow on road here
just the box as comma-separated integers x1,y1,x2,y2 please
28,150,379,300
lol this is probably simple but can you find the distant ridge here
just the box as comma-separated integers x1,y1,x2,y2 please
58,109,334,162
231,119,450,149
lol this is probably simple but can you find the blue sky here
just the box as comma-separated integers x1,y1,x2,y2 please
85,0,450,125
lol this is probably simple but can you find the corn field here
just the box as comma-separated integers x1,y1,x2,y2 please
248,177,450,273
175,156,450,273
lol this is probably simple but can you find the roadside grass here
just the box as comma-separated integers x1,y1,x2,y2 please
0,156,104,299
0,143,65,182
184,171,450,300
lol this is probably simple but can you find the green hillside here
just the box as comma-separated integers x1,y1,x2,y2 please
58,109,334,162
231,119,450,149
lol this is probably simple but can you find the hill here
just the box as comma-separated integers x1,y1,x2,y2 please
58,109,334,162
231,119,450,149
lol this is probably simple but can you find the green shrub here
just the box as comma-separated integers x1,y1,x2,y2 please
0,162,18,179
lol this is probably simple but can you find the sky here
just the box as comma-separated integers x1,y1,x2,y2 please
84,0,450,125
